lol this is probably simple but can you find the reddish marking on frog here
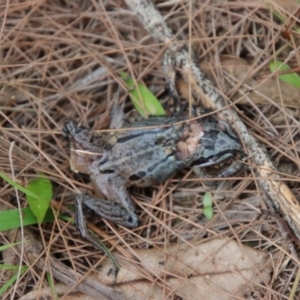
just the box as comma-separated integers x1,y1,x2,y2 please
175,121,204,160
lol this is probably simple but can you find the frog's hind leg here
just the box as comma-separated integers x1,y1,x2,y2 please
87,174,139,227
73,187,138,274
192,160,244,178
74,194,120,276
75,194,138,228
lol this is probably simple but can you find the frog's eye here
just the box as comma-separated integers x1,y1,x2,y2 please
217,120,227,132
126,215,138,228
100,169,115,174
129,171,147,181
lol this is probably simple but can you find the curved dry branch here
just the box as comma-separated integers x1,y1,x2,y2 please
124,0,300,240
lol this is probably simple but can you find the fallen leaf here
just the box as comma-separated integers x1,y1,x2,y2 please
199,55,300,109
94,237,272,300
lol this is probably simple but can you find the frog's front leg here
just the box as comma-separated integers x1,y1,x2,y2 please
212,151,244,177
192,153,244,178
75,193,138,228
73,177,138,274
74,194,123,276
77,175,138,228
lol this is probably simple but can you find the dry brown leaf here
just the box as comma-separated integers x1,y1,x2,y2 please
17,237,272,300
200,55,300,109
92,237,272,300
18,284,84,300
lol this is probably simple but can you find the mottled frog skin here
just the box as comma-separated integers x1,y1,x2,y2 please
64,114,242,228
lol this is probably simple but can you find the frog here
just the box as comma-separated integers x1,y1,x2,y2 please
63,113,242,239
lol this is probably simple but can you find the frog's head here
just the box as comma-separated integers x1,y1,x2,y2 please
63,121,104,174
189,118,243,173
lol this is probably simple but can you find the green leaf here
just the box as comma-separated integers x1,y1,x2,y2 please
0,171,38,199
120,71,165,117
47,272,59,300
0,264,24,270
0,242,22,252
26,177,53,223
203,207,213,220
269,61,300,88
0,207,54,231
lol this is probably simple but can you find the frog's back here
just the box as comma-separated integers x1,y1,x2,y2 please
98,116,183,186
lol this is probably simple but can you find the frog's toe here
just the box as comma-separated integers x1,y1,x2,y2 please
127,215,138,228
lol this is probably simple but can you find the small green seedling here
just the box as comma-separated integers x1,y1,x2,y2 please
203,192,214,220
269,60,300,89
